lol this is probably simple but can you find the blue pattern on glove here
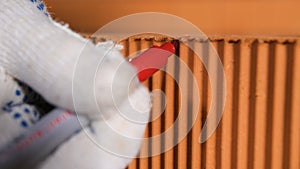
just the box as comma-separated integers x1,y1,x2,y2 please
29,0,49,17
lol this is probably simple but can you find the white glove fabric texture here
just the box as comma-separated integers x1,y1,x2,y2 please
0,1,151,169
0,67,41,149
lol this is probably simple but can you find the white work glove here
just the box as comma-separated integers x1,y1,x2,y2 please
0,1,151,169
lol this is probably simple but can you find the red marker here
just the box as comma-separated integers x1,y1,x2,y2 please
129,42,176,82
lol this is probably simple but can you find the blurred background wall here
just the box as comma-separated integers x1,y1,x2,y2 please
44,0,300,36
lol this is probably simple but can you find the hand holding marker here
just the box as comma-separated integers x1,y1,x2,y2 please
0,41,176,169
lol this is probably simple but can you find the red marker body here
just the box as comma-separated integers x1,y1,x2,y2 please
129,42,175,82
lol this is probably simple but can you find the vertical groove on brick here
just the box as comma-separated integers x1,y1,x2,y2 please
200,40,210,169
215,40,225,169
138,38,154,169
230,40,241,169
289,40,300,169
247,40,258,169
282,42,295,169
150,69,162,169
270,42,286,169
204,41,218,169
253,41,269,169
191,40,204,169
163,40,175,169
150,40,163,169
264,41,276,169
177,41,187,169
173,40,180,169
160,64,166,169
126,38,142,169
219,40,234,169
147,75,153,169
186,40,194,169
236,40,251,169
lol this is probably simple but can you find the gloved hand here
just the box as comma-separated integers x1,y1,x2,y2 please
0,1,151,169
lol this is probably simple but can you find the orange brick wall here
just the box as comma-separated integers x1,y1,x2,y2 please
87,34,299,169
